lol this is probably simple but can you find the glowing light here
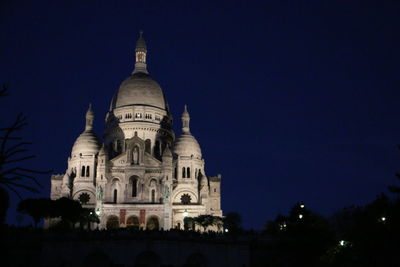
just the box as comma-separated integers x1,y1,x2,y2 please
183,209,188,217
381,217,386,222
339,240,345,246
300,204,305,208
298,214,303,219
225,228,229,233
95,208,101,216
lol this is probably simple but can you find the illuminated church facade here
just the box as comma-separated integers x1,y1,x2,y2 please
49,33,222,230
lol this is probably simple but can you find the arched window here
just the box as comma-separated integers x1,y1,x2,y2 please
154,140,161,159
174,167,177,178
81,166,85,177
115,139,122,153
86,166,90,177
151,189,155,203
145,139,151,154
187,167,191,178
182,167,186,178
131,177,137,197
113,189,117,203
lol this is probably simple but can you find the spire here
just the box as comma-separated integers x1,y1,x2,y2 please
85,103,94,131
182,105,190,134
133,31,148,74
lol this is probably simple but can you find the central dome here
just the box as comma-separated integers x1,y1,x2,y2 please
111,72,167,110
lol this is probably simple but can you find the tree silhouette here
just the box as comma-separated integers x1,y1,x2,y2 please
0,86,50,224
223,212,242,233
264,202,335,266
17,198,53,227
193,215,222,232
388,174,400,194
388,146,400,194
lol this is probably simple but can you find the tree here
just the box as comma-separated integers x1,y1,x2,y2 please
223,212,242,233
17,198,54,227
388,172,400,194
79,208,100,230
0,86,50,224
264,202,335,266
193,215,222,232
55,197,83,226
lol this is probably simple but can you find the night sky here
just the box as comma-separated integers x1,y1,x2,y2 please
1,0,400,230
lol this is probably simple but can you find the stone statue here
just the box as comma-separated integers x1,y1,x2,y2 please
97,185,103,200
163,184,170,199
133,147,139,164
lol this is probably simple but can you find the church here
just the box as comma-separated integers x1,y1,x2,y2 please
49,33,222,230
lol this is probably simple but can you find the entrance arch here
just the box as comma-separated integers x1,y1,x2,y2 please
126,215,140,230
146,216,159,230
106,215,119,230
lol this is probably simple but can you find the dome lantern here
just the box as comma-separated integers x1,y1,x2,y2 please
85,103,94,131
182,105,190,134
133,31,148,74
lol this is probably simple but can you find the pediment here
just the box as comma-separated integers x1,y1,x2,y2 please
144,152,162,166
110,153,127,167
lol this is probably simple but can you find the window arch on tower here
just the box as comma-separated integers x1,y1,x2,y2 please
81,166,85,177
182,167,186,178
187,167,191,178
86,166,90,177
145,139,151,154
154,140,161,159
114,139,122,154
151,189,156,203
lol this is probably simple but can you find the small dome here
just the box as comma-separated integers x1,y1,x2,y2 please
111,73,168,110
71,104,101,157
71,131,101,157
173,133,202,159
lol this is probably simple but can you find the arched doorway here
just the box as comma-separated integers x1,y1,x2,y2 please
106,215,119,230
126,215,140,230
134,250,161,267
146,216,159,230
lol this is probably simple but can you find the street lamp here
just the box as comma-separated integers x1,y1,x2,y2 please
183,209,188,217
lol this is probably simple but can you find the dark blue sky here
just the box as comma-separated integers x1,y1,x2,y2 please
1,0,400,229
